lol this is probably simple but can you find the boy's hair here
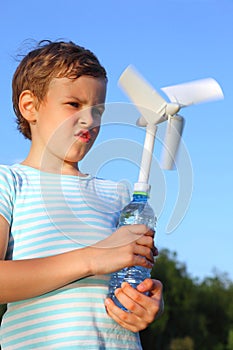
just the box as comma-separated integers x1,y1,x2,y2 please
12,40,107,140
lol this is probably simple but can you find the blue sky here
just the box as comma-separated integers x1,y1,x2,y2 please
1,0,233,281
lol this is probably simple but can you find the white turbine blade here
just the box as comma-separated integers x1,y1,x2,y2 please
161,116,185,170
161,78,224,106
119,65,167,124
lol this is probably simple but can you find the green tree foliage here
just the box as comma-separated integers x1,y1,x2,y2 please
140,249,233,350
227,329,233,350
170,336,194,350
0,304,6,323
0,304,7,350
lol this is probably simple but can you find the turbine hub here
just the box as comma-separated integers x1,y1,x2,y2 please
165,103,181,116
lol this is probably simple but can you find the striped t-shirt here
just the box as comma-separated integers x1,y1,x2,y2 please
0,164,142,350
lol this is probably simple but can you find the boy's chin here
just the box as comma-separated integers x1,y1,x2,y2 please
65,148,93,163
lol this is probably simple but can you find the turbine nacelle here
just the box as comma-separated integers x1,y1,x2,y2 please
137,102,181,127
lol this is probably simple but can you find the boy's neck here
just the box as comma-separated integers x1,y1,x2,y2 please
21,155,86,177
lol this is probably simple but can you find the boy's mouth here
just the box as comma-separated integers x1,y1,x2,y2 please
75,130,91,143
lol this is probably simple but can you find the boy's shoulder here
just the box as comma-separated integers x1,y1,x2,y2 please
0,163,15,177
0,164,27,188
0,163,21,177
94,176,129,189
93,176,131,199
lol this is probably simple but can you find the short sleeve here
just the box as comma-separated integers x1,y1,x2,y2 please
0,165,15,224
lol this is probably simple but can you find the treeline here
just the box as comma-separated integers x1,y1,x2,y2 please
140,249,233,350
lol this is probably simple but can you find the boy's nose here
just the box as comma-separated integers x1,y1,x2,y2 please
78,108,99,128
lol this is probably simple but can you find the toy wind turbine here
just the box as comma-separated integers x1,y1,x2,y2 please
118,65,224,187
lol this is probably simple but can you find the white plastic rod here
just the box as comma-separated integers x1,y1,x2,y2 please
138,124,157,183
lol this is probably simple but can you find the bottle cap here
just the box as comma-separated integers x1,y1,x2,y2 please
133,182,151,194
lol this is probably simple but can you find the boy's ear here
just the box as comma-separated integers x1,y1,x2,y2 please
19,90,38,122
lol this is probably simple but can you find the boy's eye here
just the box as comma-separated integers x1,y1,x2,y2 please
68,102,80,108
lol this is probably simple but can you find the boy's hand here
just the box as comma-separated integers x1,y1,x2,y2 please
90,224,155,276
104,278,163,332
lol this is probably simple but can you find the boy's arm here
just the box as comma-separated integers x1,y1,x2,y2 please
0,215,154,303
0,214,92,302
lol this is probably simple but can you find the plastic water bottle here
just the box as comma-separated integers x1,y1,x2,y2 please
108,182,156,310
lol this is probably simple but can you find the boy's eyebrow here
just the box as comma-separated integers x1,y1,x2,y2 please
67,95,105,111
66,95,105,109
65,95,86,103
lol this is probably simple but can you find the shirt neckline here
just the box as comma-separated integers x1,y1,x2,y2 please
13,163,93,180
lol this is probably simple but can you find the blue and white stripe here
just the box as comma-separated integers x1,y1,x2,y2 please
0,164,142,349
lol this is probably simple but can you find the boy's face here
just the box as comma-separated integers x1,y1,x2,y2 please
32,75,106,165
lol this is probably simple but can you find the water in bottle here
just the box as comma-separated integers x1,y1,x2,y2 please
108,183,156,310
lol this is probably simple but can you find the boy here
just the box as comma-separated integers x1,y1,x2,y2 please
0,40,163,349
